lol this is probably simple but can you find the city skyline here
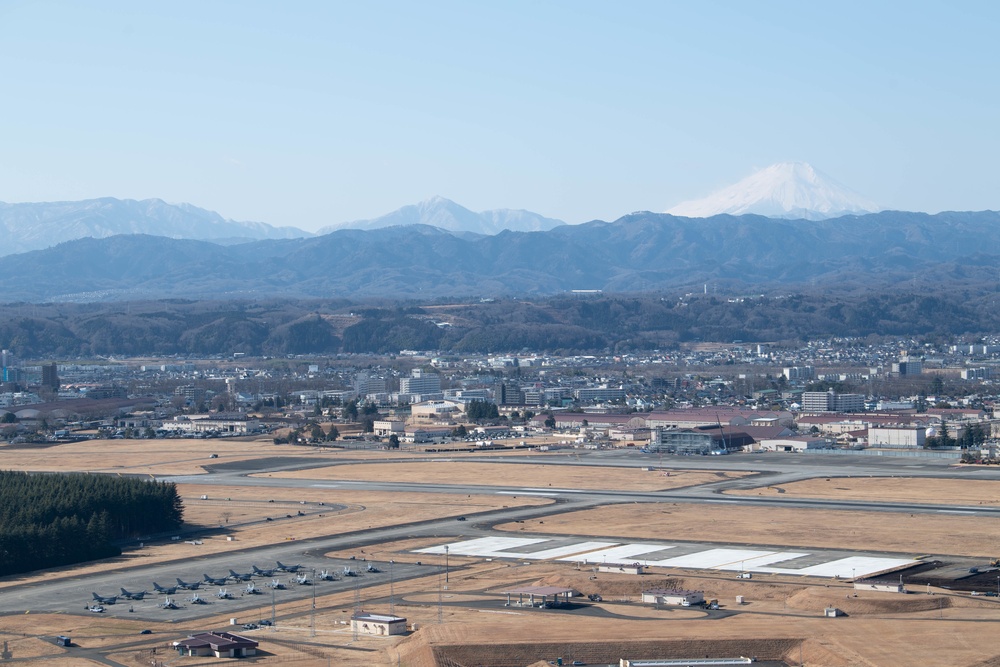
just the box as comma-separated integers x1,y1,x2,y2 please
1,1,997,232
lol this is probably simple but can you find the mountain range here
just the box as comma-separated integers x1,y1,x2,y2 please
316,196,565,236
0,197,310,256
2,209,999,302
0,196,566,256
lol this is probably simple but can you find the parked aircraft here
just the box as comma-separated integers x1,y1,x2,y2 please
294,573,312,585
119,587,147,601
203,574,228,586
342,566,356,577
175,577,202,590
276,560,303,573
187,592,206,604
229,569,253,582
91,592,118,605
159,597,178,609
267,579,285,590
318,570,337,581
152,582,178,595
366,563,381,573
216,588,232,600
252,565,275,577
245,582,260,595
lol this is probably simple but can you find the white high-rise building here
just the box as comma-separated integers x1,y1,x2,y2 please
399,369,441,395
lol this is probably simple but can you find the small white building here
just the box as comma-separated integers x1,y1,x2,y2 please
350,613,408,636
598,563,645,575
867,425,926,449
759,435,834,452
854,580,905,593
372,420,405,436
641,588,704,606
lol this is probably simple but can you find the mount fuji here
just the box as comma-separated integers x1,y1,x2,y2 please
667,162,881,220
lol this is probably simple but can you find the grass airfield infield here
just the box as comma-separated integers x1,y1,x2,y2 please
1,436,999,666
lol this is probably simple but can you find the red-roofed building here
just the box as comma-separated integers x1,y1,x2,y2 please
173,632,258,658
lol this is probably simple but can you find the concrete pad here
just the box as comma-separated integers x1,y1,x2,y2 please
416,537,546,556
511,541,619,560
557,543,672,564
649,548,773,569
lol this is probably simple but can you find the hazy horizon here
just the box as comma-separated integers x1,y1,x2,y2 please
1,1,997,232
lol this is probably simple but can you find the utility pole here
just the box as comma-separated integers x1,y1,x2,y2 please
444,545,449,588
310,568,316,638
389,560,395,615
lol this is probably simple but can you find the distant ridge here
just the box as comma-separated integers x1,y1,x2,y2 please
2,209,1000,302
667,162,880,220
0,198,312,257
318,196,565,235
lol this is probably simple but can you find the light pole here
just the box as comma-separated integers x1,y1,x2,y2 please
389,560,395,615
444,545,450,588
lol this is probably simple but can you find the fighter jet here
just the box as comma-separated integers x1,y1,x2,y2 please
275,560,303,573
342,566,356,577
366,563,381,573
119,587,148,601
175,577,202,590
216,588,232,600
91,592,118,605
244,582,260,595
267,578,285,590
228,569,254,582
152,582,178,595
187,592,207,604
158,597,178,609
318,570,337,581
203,573,228,586
294,573,312,585
252,565,275,577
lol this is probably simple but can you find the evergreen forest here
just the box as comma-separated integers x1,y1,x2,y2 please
0,471,184,576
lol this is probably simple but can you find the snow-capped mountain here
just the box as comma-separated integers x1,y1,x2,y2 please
0,198,311,257
667,162,881,220
318,196,565,236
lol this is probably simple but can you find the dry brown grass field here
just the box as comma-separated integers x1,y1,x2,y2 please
727,475,1000,505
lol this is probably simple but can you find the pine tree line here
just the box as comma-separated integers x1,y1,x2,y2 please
0,471,183,576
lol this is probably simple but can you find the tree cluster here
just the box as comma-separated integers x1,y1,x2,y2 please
465,399,499,421
0,471,183,576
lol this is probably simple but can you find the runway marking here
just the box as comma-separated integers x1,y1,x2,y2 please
496,491,557,497
521,488,588,493
936,510,977,515
309,484,340,488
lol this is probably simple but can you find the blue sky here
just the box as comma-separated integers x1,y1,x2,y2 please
0,1,996,230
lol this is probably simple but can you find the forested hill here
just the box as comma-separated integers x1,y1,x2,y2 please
1,291,998,358
1,210,1000,301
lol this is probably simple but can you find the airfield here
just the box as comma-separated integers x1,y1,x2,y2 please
1,435,1000,666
